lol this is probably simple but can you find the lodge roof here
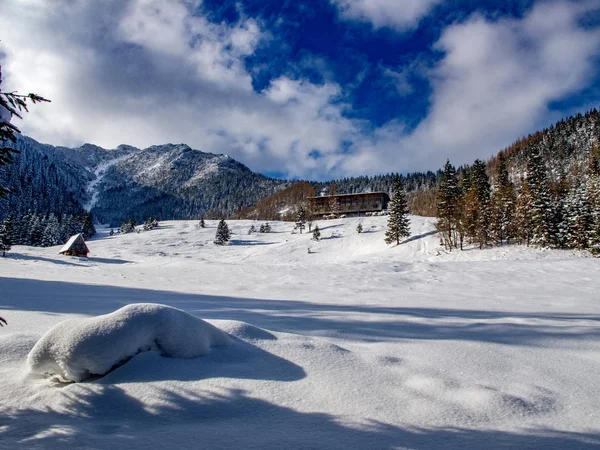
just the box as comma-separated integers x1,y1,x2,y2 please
307,192,389,199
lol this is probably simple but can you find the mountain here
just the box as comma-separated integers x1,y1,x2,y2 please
1,135,289,226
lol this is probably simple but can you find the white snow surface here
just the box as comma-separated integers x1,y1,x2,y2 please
27,303,232,382
1,215,599,449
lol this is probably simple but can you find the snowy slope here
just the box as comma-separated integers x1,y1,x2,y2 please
0,216,599,449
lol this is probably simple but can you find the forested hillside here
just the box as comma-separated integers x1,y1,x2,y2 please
437,109,600,254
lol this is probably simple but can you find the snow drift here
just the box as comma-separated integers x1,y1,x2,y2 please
27,303,232,382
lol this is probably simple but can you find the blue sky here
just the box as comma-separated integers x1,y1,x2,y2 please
2,0,600,180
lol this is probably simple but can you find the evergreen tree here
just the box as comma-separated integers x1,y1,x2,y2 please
385,176,411,245
214,219,231,245
27,214,44,246
586,174,600,255
436,160,461,250
491,153,516,245
471,159,492,248
527,147,555,247
356,222,363,234
514,180,533,246
563,183,594,249
312,225,321,241
120,217,136,234
199,217,205,228
41,213,60,246
296,206,306,233
0,216,13,256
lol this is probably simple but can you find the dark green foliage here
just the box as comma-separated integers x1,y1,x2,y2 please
385,175,411,245
259,222,271,233
356,222,363,234
144,217,158,231
296,206,306,233
120,217,136,234
1,212,94,247
436,161,461,250
312,225,320,241
214,219,231,245
469,159,492,248
0,216,13,256
491,153,516,244
526,147,555,247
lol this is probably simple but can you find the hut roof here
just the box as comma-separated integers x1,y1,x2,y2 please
59,234,89,255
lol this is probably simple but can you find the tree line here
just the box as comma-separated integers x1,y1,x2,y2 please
436,143,600,255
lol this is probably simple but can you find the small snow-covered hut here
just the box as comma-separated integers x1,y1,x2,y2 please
59,234,89,257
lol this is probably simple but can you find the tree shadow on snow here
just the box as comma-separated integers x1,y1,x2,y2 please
401,230,439,244
1,278,600,348
0,385,598,449
229,239,276,246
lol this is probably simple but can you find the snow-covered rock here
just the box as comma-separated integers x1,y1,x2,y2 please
27,303,232,382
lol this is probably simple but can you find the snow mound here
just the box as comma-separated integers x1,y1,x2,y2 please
218,321,278,341
27,303,232,382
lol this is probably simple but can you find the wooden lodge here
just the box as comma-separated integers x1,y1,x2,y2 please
59,233,89,257
307,192,390,218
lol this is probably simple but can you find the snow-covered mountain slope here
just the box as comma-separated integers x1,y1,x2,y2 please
3,135,288,226
1,216,599,449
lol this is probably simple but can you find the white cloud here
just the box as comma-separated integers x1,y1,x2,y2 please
1,0,599,180
332,0,442,30
341,1,600,173
0,0,359,178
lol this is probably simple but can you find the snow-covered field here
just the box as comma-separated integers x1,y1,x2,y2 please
1,216,599,449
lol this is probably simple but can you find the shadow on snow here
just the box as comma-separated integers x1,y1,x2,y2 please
0,385,598,449
1,278,599,347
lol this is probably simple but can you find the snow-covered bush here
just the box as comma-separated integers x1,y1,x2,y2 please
27,303,231,382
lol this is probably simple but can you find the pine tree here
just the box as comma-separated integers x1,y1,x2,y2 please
41,213,60,246
199,217,205,228
0,216,13,256
385,176,411,245
214,219,231,245
514,180,533,246
491,153,516,245
527,147,555,247
356,222,363,234
296,206,306,233
586,174,600,255
436,160,461,250
312,225,321,241
471,159,492,248
563,183,593,249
